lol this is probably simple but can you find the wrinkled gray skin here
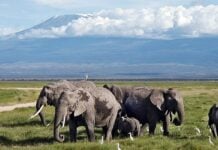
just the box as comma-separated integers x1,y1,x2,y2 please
208,104,218,138
117,116,141,136
35,80,96,126
104,84,184,136
54,87,121,142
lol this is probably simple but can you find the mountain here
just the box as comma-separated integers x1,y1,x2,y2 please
15,14,90,37
0,15,218,79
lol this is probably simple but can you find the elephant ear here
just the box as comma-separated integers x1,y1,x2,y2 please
150,89,164,110
168,88,183,104
74,89,92,117
44,85,54,94
111,85,123,103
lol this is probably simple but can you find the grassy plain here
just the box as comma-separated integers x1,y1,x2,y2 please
0,80,218,149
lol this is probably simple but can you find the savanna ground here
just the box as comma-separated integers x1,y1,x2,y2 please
0,80,218,149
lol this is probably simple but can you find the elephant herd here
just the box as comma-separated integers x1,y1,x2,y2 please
30,80,184,142
29,80,218,143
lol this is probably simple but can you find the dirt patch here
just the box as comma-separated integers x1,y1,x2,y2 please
0,88,41,91
0,102,35,112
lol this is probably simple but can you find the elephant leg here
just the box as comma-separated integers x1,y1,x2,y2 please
112,120,119,137
163,114,170,136
106,112,117,141
149,122,156,135
86,120,95,142
39,112,47,126
136,124,141,136
140,124,147,136
69,119,77,142
211,124,217,138
102,126,108,139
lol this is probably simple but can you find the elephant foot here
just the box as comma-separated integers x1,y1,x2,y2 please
163,131,169,136
149,132,155,136
89,138,95,142
70,137,77,142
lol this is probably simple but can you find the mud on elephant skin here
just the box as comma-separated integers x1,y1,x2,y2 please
30,80,96,126
54,87,121,143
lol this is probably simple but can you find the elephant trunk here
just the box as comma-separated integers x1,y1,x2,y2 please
54,106,67,142
36,99,47,126
173,101,184,126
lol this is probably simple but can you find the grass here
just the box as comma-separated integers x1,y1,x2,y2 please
0,81,218,149
0,89,39,105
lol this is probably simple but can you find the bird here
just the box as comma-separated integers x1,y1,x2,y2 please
208,136,214,145
85,74,88,80
117,143,121,150
146,126,149,132
209,128,212,134
99,136,104,145
194,127,201,136
128,132,134,141
178,126,181,131
160,126,164,132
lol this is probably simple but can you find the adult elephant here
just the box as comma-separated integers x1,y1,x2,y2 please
104,84,184,135
208,104,218,137
54,87,121,142
30,80,96,126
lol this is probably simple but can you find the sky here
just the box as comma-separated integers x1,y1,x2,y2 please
0,0,218,37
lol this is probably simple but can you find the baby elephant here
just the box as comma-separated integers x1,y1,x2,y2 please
208,104,218,138
117,116,141,137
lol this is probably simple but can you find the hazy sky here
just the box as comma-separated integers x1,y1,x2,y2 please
0,0,218,37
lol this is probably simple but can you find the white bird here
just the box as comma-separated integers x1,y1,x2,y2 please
117,143,121,150
85,74,88,80
209,136,214,145
99,136,104,145
160,126,164,132
194,127,201,136
146,126,149,132
178,126,181,131
128,132,134,141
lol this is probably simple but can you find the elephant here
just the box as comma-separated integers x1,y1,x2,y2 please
104,84,184,136
54,87,121,142
30,80,96,126
117,116,141,137
208,104,218,138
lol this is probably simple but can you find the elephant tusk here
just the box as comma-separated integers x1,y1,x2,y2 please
29,105,44,119
46,119,54,127
165,110,169,116
62,114,66,128
157,105,161,111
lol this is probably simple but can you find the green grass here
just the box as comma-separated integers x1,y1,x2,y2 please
0,81,218,149
0,81,48,88
0,89,40,105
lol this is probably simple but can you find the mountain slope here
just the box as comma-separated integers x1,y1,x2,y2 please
0,14,218,79
14,14,90,38
0,36,218,79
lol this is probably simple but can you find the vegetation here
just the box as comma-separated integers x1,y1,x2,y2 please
0,81,218,149
0,89,39,105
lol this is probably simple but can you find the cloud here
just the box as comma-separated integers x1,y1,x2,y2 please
18,5,218,39
0,27,19,37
